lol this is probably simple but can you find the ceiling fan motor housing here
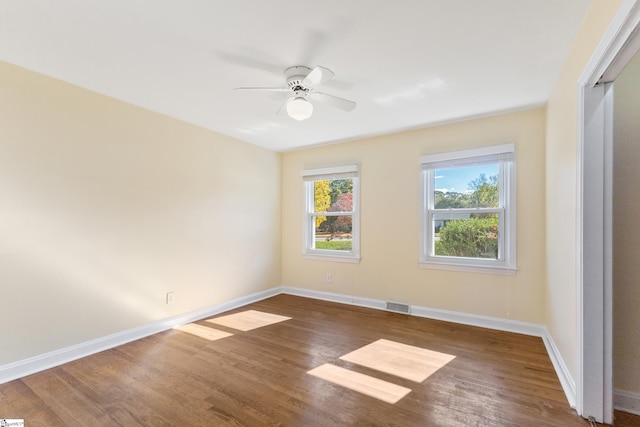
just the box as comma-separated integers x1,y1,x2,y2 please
285,66,312,94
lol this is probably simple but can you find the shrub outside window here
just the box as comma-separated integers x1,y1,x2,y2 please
302,165,360,263
420,144,516,274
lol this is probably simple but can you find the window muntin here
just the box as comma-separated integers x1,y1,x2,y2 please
303,165,360,262
420,145,515,273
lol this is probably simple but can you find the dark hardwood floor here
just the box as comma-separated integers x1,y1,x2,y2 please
0,294,631,426
612,410,640,427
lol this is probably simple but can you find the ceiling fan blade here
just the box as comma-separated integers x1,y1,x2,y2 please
302,66,335,87
309,92,356,112
217,52,283,75
235,86,288,92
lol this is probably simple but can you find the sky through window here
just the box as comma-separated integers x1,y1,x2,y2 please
435,164,498,194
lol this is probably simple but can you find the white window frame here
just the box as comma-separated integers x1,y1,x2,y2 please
302,164,360,263
419,144,516,275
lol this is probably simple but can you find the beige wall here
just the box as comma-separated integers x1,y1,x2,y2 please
0,62,282,365
545,0,622,383
282,109,546,323
613,50,640,395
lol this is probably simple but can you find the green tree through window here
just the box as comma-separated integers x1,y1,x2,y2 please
303,165,360,262
420,144,516,272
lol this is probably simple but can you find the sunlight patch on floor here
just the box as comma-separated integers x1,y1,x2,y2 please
307,339,456,404
340,339,456,382
307,363,411,404
206,309,291,331
174,323,233,341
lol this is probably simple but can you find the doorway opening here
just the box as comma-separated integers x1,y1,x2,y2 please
578,0,640,423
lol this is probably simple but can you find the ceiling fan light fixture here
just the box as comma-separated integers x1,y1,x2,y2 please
286,97,313,121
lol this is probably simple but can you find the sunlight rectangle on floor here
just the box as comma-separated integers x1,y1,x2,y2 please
307,363,411,404
340,339,455,382
174,323,233,341
206,309,291,331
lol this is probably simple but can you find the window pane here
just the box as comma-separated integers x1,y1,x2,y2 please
314,180,332,213
303,165,359,261
433,212,499,259
434,164,499,208
314,215,353,251
313,179,354,234
314,179,353,213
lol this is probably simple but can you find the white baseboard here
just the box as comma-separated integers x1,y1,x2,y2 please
541,327,577,408
0,287,281,385
281,286,576,408
409,305,545,337
615,388,640,416
1,283,578,414
281,286,386,310
282,285,545,335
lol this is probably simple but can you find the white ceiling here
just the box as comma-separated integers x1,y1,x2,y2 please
0,0,590,152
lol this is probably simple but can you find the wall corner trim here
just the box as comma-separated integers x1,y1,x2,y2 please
541,326,577,408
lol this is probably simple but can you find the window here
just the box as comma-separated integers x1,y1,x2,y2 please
420,144,516,274
302,165,360,263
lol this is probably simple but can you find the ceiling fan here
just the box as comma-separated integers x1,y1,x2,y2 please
235,66,356,121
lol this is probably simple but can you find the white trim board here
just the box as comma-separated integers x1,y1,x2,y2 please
280,286,575,407
542,327,577,409
0,287,281,385
615,389,640,416
281,286,543,335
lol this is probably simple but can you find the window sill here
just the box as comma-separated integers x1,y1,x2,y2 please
303,253,361,264
419,261,517,275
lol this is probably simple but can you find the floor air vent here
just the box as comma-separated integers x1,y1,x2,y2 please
385,301,411,314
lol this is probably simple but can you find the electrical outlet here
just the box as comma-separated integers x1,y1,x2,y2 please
166,292,175,304
326,273,332,283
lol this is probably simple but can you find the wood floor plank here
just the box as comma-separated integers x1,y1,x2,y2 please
0,378,67,426
613,410,640,426
21,368,123,426
0,294,601,426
